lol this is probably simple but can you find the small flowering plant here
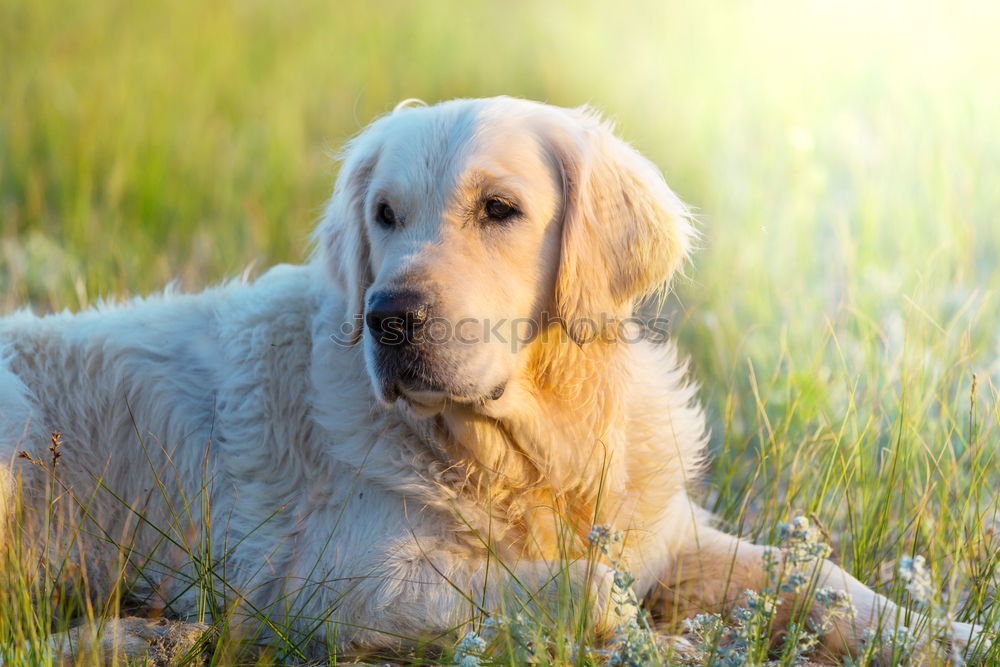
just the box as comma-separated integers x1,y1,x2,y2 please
451,629,488,667
897,555,932,609
586,524,663,667
683,515,857,666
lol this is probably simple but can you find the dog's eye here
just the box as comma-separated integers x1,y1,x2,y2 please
484,198,518,222
375,202,398,227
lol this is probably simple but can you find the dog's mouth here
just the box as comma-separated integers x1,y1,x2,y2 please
395,371,506,412
376,364,505,417
396,369,446,401
395,380,448,418
369,340,506,414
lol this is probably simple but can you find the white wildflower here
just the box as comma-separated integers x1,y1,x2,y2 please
452,630,487,666
588,524,624,554
812,587,856,636
898,555,932,607
883,625,921,661
777,516,832,565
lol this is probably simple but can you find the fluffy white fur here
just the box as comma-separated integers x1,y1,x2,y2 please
0,97,985,660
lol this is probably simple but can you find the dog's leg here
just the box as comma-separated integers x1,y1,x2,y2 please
332,539,619,652
43,617,210,666
648,523,987,661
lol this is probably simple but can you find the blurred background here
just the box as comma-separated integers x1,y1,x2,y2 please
2,0,999,577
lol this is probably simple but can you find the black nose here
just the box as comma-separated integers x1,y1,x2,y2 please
365,290,431,345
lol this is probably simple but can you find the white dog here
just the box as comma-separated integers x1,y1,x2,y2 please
0,97,986,662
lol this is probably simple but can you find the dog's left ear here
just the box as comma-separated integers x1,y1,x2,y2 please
549,109,694,343
312,130,382,345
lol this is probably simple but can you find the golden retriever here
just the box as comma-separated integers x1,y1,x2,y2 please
0,96,986,662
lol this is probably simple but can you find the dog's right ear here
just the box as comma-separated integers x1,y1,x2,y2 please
312,131,381,346
546,107,694,344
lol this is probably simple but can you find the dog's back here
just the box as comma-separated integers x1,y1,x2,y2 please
0,263,321,608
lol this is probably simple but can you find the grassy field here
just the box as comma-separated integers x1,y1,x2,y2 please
2,0,1000,664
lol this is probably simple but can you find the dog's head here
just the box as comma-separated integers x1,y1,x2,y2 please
315,97,693,415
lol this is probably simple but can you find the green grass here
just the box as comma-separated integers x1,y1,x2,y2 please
2,0,999,664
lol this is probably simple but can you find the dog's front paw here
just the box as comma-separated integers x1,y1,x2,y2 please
496,560,626,636
949,621,993,664
46,617,210,666
585,561,640,636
